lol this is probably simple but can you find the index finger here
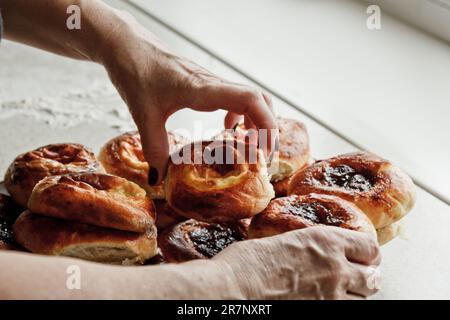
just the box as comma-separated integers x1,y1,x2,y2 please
193,84,278,157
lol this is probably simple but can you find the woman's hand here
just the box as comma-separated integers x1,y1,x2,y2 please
100,12,277,185
213,227,381,300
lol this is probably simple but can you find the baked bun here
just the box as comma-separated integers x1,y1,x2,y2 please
165,140,275,222
288,152,416,229
13,210,157,265
159,219,248,263
154,200,186,230
28,173,155,233
215,117,311,183
248,194,376,239
377,220,404,245
4,143,103,207
99,131,188,199
0,194,23,250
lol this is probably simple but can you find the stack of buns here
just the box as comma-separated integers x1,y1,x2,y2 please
3,144,157,264
0,116,416,265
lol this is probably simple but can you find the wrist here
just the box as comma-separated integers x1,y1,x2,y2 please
80,3,136,63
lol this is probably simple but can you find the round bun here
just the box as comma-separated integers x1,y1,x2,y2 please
269,117,311,182
159,219,248,263
13,210,157,265
4,143,104,207
249,193,376,239
288,152,416,229
165,140,275,222
154,200,186,230
0,194,23,250
28,173,156,233
98,131,188,199
377,220,404,245
214,117,311,183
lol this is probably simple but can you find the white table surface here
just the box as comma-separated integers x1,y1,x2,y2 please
129,0,450,204
0,0,449,299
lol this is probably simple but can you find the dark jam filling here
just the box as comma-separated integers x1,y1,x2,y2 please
189,224,243,258
283,201,348,226
207,163,237,176
323,165,373,192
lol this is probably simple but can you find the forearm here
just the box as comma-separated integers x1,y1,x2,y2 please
0,251,244,299
0,0,129,62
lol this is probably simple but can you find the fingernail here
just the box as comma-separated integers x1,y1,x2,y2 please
148,167,159,186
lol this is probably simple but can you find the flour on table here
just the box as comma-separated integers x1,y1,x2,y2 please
0,84,135,131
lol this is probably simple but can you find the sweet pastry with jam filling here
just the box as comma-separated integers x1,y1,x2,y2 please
0,194,23,250
288,152,416,230
28,172,156,233
13,210,158,265
99,131,189,199
215,117,311,197
158,219,248,262
4,143,104,207
248,194,376,239
165,140,274,222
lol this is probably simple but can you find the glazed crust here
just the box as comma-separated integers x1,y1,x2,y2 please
288,152,416,229
28,173,156,233
13,211,158,265
154,200,186,230
98,131,188,199
0,194,23,250
158,219,248,263
214,117,311,182
165,140,275,222
248,194,376,239
4,143,104,207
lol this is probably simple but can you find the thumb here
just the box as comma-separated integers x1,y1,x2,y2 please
138,113,169,186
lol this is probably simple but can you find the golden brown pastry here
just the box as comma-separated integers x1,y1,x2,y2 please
98,131,188,199
215,117,311,184
288,152,416,229
13,210,157,265
248,194,376,239
154,200,186,230
0,194,23,250
4,143,104,207
28,173,156,233
158,219,248,263
165,140,275,222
